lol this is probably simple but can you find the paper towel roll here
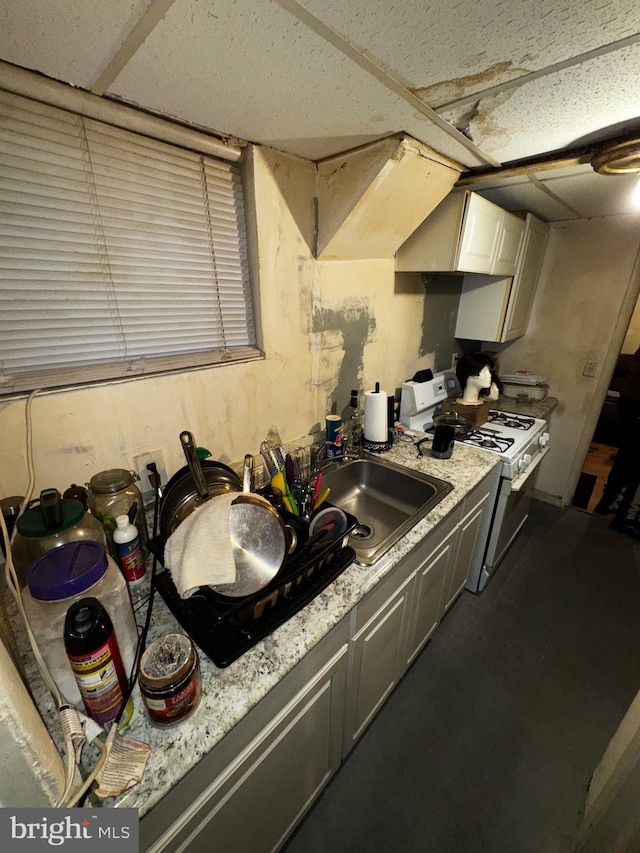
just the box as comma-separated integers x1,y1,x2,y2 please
364,387,388,443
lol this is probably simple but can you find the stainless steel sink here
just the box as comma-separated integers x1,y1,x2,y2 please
318,454,453,566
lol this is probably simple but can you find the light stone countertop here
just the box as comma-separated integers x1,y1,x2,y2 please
16,438,499,817
492,395,558,421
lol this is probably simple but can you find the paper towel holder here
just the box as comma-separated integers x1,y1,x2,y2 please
362,381,393,453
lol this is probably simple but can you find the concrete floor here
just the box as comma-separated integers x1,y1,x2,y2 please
282,500,640,853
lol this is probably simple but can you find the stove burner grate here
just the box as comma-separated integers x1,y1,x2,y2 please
487,411,535,430
459,428,515,454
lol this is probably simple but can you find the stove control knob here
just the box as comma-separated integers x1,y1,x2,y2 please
518,454,532,471
539,432,550,447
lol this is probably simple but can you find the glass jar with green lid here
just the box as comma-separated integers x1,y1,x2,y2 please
87,469,149,558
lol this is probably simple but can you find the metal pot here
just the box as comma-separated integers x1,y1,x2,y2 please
159,431,242,539
433,411,474,436
210,455,288,598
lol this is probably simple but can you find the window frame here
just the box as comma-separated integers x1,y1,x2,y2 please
0,85,263,398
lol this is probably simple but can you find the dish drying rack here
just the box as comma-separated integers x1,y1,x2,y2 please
150,508,357,668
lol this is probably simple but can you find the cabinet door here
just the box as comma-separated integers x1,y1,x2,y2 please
344,574,413,752
502,213,549,341
492,212,526,275
443,492,491,612
147,644,348,853
455,274,512,341
457,193,502,273
404,528,456,667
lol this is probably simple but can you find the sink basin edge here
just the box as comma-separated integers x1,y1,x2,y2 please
317,453,454,566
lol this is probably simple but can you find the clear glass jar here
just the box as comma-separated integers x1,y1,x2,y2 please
22,540,139,707
12,498,107,589
87,469,149,558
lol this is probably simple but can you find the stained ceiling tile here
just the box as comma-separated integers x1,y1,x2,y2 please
0,0,639,219
440,46,640,164
297,0,640,105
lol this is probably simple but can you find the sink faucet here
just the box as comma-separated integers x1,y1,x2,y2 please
315,445,361,474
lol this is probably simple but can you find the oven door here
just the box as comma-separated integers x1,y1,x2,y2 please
481,447,549,588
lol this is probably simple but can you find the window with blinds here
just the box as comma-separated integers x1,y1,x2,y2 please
0,90,260,395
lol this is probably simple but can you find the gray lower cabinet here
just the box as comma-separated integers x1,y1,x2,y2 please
141,469,498,852
140,618,350,853
442,483,493,613
345,470,496,753
405,513,460,665
343,569,415,752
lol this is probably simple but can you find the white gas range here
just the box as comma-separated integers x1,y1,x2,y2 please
400,373,551,593
459,409,550,481
456,408,550,593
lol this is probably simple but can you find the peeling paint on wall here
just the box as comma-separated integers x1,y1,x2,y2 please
312,302,376,410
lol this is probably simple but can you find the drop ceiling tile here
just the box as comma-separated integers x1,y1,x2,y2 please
298,0,640,105
0,0,150,88
104,0,479,164
440,45,640,164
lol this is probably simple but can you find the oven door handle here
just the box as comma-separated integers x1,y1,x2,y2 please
510,446,550,492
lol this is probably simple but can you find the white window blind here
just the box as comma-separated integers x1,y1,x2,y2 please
0,90,259,395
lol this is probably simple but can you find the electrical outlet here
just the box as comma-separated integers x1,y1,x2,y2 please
583,359,598,377
134,450,167,500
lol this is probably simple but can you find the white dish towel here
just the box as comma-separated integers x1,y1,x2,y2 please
164,492,237,598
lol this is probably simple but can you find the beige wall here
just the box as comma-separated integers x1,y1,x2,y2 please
0,144,433,499
3,141,640,511
498,214,640,506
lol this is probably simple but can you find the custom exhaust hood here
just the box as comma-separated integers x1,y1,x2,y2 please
316,134,463,260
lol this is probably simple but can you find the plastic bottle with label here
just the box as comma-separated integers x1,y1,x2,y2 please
64,596,133,727
112,515,146,586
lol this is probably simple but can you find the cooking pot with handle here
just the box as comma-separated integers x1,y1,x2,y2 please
159,431,242,539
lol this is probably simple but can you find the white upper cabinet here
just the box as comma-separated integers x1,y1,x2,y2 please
501,213,549,340
395,190,525,276
455,212,549,343
492,207,527,276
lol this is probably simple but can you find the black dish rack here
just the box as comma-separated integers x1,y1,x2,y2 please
150,509,357,668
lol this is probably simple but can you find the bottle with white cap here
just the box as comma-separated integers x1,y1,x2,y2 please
112,515,146,586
